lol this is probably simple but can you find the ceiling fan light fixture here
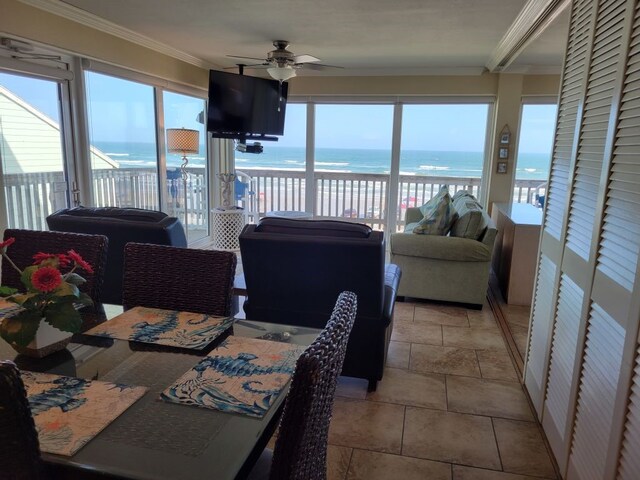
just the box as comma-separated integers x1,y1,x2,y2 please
267,65,296,82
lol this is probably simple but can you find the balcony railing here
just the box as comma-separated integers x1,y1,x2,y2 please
3,168,546,232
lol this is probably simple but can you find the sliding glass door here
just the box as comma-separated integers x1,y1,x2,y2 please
399,104,491,227
314,104,393,229
84,71,160,211
163,90,208,241
0,72,72,230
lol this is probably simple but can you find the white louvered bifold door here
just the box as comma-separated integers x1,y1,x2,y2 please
525,0,640,478
617,347,640,479
525,0,597,415
567,0,640,478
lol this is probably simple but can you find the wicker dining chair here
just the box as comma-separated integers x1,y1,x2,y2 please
122,243,237,317
249,291,358,480
0,361,43,480
1,229,109,309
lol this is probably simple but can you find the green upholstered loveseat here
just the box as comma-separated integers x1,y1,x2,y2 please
390,198,497,309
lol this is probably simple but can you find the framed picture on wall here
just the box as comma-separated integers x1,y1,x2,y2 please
497,162,507,174
500,125,511,144
499,147,509,159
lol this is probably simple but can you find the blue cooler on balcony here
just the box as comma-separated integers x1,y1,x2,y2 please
46,207,186,305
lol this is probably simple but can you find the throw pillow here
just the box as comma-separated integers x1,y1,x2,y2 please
450,199,487,239
452,189,476,203
413,191,458,235
418,185,449,217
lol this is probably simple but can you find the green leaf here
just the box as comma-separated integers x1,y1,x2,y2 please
43,301,82,333
20,265,37,291
55,282,80,298
0,286,18,297
77,292,94,307
0,309,42,347
65,273,86,286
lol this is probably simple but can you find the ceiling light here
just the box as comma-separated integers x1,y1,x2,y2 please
267,66,296,82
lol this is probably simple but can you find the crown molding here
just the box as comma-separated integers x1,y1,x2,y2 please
486,0,570,72
17,0,214,69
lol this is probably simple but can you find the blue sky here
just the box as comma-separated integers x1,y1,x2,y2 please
0,72,557,154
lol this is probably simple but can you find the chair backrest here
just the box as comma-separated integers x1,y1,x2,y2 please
270,291,357,480
0,361,42,480
47,207,187,304
122,243,237,317
1,229,108,307
239,218,384,328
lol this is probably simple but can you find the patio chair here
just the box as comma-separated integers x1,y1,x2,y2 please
122,243,237,317
247,291,357,480
1,229,108,310
0,360,43,480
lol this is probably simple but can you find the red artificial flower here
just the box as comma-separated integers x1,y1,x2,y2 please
33,252,71,268
31,266,63,292
67,249,94,274
0,237,15,251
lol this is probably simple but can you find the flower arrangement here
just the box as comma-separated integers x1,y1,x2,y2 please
0,237,94,347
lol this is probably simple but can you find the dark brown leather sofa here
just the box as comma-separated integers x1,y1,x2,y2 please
47,207,187,305
239,217,401,391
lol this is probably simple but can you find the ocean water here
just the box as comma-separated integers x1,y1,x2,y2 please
93,141,550,180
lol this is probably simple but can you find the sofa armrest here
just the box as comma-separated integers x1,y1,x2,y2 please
390,232,492,262
383,264,402,326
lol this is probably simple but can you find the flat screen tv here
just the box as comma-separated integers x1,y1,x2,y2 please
207,70,288,140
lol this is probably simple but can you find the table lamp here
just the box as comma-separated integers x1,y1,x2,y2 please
166,128,199,239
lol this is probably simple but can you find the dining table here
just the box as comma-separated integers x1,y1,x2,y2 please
0,304,321,480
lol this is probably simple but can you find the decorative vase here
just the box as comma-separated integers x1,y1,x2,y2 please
218,173,237,209
10,320,73,359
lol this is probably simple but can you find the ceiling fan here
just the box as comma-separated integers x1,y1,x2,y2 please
226,40,342,81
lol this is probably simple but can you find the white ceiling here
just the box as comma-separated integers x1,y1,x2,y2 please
58,0,569,75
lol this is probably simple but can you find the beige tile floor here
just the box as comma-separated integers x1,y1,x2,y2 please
324,299,558,480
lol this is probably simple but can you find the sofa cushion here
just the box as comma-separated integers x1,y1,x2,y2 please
413,191,458,235
62,206,168,223
390,232,493,262
255,217,372,238
451,199,487,240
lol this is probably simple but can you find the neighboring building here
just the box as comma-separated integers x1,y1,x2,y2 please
0,85,117,174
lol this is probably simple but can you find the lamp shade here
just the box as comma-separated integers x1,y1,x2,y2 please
267,66,296,82
167,128,199,154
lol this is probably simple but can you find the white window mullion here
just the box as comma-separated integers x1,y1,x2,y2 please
305,103,315,215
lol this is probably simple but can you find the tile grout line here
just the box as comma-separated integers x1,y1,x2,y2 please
400,405,407,455
343,447,354,480
490,417,505,472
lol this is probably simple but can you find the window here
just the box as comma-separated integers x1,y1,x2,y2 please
85,71,160,210
399,104,490,225
235,103,307,214
314,104,394,226
514,103,558,204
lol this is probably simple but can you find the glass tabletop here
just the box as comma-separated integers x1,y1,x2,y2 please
0,311,320,480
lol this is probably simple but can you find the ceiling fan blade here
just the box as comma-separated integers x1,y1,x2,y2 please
291,54,321,63
226,55,268,61
300,63,345,70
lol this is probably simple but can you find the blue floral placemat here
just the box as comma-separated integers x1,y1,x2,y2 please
22,371,147,456
84,306,234,350
160,336,304,418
